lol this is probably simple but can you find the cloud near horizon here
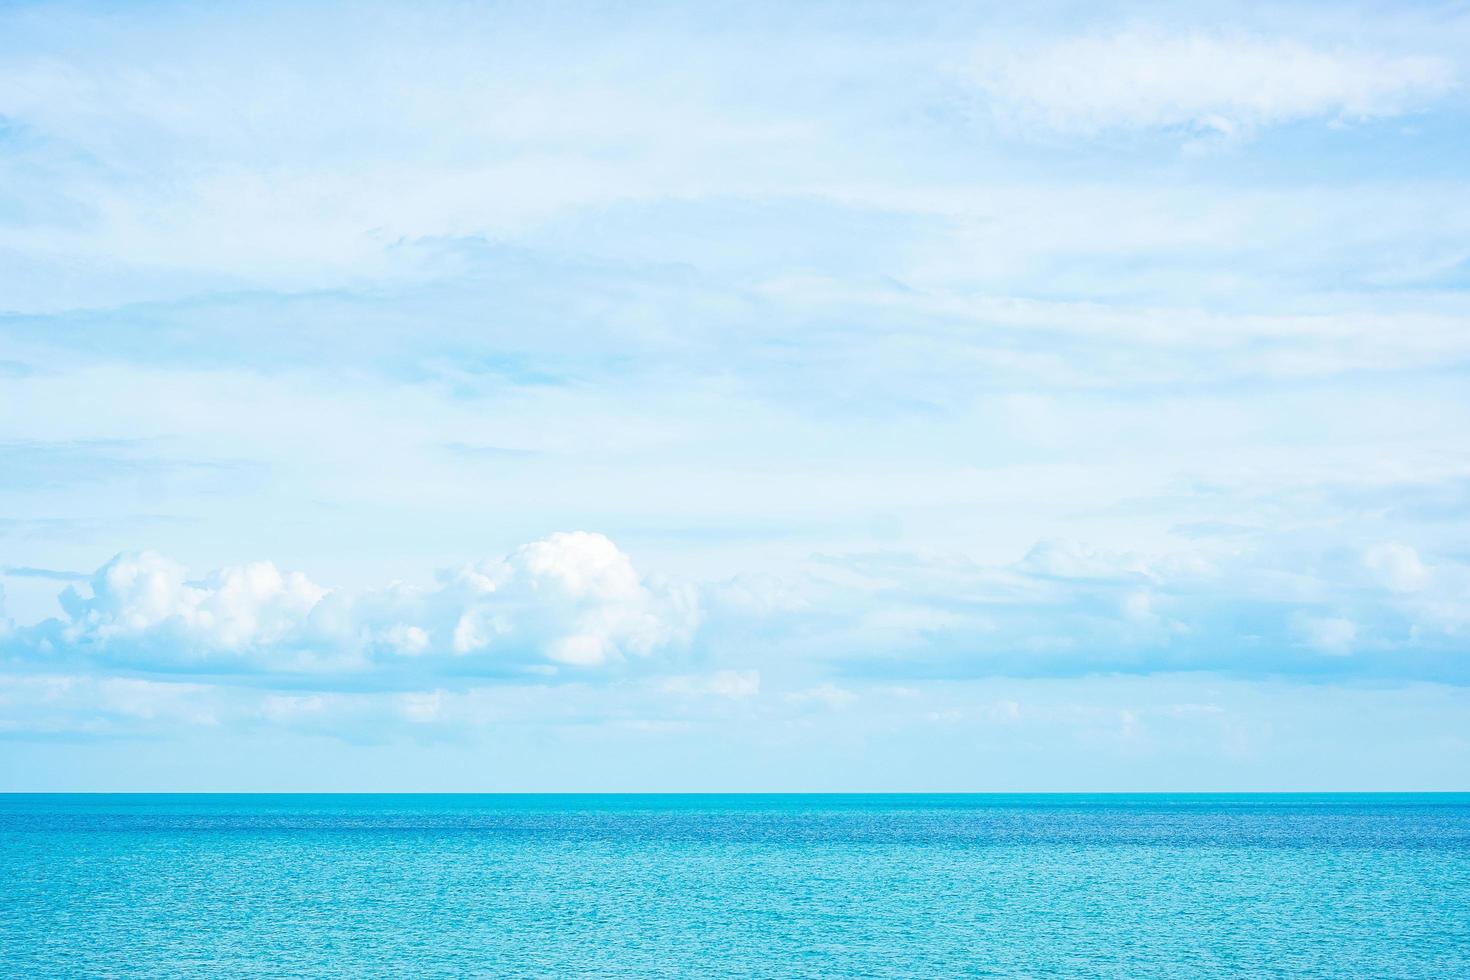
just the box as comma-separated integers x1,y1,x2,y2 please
12,532,698,674
8,528,1466,688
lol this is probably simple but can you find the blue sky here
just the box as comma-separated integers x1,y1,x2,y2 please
2,0,1469,789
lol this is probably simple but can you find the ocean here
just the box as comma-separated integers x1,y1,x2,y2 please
2,794,1467,977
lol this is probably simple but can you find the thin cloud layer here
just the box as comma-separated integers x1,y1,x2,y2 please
703,535,1470,683
977,31,1453,136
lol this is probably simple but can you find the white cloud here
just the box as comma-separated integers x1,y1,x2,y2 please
36,532,697,670
58,552,326,650
440,531,699,666
976,31,1453,136
11,526,1470,685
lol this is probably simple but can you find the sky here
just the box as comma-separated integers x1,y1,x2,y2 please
1,0,1468,790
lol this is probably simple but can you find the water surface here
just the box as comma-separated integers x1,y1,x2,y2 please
3,794,1467,977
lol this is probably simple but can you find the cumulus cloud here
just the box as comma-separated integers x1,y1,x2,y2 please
57,552,327,651
976,31,1453,137
21,532,697,671
440,532,698,666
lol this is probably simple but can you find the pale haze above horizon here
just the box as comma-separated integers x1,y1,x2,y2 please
1,0,1468,791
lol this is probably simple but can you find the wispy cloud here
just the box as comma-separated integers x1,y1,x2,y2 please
975,30,1454,138
2,566,86,582
660,670,761,699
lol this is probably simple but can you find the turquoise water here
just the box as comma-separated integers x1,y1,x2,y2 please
2,795,1468,977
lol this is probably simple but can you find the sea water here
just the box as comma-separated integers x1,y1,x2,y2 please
2,794,1467,977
